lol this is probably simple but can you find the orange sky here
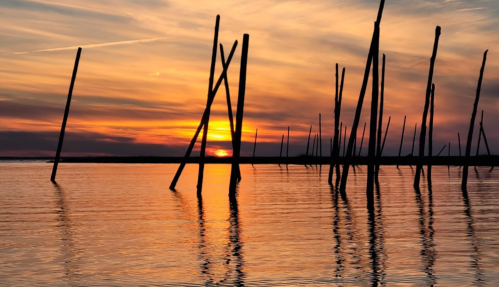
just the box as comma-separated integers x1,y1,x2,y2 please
0,0,498,156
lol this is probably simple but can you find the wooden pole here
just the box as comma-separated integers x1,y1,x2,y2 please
286,126,290,166
481,121,491,156
376,54,386,179
51,47,82,182
436,144,446,156
220,44,240,181
428,84,435,184
358,122,367,157
279,134,284,166
397,115,407,169
169,40,238,190
367,21,380,194
414,26,441,189
334,67,345,185
380,116,391,154
474,111,484,172
229,34,250,194
463,50,488,191
339,122,343,157
198,15,220,194
311,134,316,158
319,113,322,160
448,142,451,170
252,128,258,166
458,132,462,156
328,64,339,185
411,123,417,156
343,126,347,157
306,125,312,157
339,0,386,193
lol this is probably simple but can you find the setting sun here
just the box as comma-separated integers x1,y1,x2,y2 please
214,149,229,157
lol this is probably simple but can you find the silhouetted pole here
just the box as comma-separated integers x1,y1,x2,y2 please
306,125,312,157
480,115,491,156
229,33,250,194
339,122,342,156
330,138,333,156
279,134,284,166
198,15,220,194
397,115,407,169
380,116,391,154
339,0,386,193
169,40,238,190
220,44,240,181
367,22,380,194
319,113,322,160
462,50,488,191
51,47,82,182
358,122,366,157
436,144,446,156
311,134,316,159
411,123,417,156
252,128,258,166
448,142,450,170
375,54,386,180
329,64,342,185
343,126,347,157
286,126,290,166
414,26,441,190
458,132,462,156
428,84,435,184
315,133,319,166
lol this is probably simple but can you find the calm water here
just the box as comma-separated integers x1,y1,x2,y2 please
1,162,499,286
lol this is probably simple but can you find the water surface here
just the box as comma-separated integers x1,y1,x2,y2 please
1,162,499,286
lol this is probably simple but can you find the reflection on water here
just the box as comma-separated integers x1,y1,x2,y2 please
1,163,499,286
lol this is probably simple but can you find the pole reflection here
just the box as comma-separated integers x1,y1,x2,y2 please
414,184,436,286
367,183,387,286
194,193,245,285
461,189,484,285
53,183,80,285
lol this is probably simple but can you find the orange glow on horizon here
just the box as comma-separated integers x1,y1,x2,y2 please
214,149,229,157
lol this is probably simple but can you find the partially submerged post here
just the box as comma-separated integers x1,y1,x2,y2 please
286,126,290,166
437,144,446,156
229,33,250,194
428,84,435,184
414,26,441,189
462,50,488,191
458,133,462,156
339,0,386,193
411,123,417,156
252,128,258,166
319,113,322,160
279,135,284,166
448,142,451,170
306,125,312,158
375,54,386,180
328,64,344,185
358,122,367,157
311,134,317,159
198,15,221,193
380,116,391,154
169,41,238,190
367,21,381,193
51,47,82,182
343,126,347,157
397,115,407,169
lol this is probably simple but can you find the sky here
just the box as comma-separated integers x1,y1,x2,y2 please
0,0,498,157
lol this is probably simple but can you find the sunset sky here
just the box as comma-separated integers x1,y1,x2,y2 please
0,0,498,157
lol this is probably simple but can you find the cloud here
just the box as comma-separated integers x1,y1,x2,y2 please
14,38,167,54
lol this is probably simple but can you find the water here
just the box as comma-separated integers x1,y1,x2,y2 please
1,162,499,286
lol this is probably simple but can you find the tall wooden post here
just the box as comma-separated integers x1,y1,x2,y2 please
380,116,391,154
51,47,82,182
229,34,250,194
169,40,238,190
198,15,220,194
319,113,322,161
414,26,441,189
339,0,386,193
252,128,258,165
375,54,386,180
397,115,407,169
306,125,312,157
462,50,488,191
286,126,290,166
367,22,380,194
458,133,462,157
358,122,366,157
428,84,435,184
279,134,284,166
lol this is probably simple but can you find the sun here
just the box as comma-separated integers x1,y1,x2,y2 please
214,149,229,157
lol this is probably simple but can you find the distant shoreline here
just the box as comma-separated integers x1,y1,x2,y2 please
0,156,497,166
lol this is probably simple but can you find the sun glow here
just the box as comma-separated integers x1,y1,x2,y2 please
215,149,229,157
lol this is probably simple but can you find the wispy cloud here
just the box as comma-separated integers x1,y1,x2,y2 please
14,37,167,54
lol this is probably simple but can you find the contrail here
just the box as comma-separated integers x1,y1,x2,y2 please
14,37,167,55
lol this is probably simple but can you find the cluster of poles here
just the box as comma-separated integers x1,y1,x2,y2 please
49,2,492,196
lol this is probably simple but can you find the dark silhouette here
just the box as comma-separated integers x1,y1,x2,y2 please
375,54,386,181
252,128,258,166
380,116,391,155
286,126,290,167
319,113,322,161
411,123,417,157
397,116,407,169
279,134,284,166
198,15,220,194
358,122,367,157
169,40,238,191
428,84,435,185
436,144,446,156
51,47,82,182
367,21,380,195
328,64,345,185
305,125,312,159
339,0,386,193
229,34,250,195
414,26,441,189
463,50,488,191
